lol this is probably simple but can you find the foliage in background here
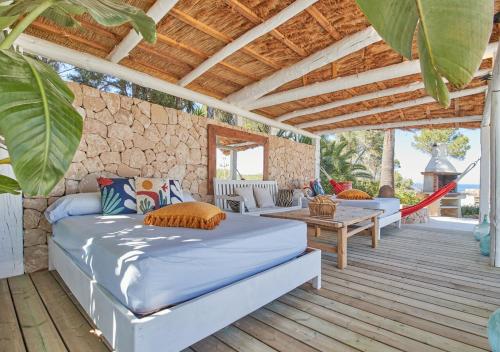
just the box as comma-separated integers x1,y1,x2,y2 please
412,128,470,160
0,0,156,196
276,129,313,145
320,137,372,192
462,205,480,219
355,0,494,107
337,130,384,179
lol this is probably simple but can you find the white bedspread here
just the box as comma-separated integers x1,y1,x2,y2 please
52,213,306,315
333,197,401,218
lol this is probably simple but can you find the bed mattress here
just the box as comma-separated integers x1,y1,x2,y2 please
51,213,306,315
333,197,401,218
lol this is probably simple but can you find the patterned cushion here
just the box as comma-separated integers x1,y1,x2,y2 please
97,177,136,215
144,202,226,230
136,177,183,214
337,189,373,200
310,179,325,196
227,195,249,213
276,189,294,207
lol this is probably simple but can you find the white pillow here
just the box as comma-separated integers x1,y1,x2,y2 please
234,187,257,209
45,192,101,224
182,191,196,202
254,187,275,208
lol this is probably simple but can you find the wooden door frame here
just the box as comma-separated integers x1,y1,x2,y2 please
208,124,269,194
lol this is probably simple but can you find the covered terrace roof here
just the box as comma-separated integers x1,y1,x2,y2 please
20,0,500,136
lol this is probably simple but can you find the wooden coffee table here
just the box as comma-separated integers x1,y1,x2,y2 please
262,206,383,269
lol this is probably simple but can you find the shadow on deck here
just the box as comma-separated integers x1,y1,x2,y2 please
1,226,498,352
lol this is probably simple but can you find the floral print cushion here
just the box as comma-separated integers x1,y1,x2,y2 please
97,177,137,215
136,177,183,214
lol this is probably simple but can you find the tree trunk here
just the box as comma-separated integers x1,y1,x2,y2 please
380,129,395,188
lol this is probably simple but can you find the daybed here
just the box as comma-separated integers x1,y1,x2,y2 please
47,190,321,352
214,179,303,215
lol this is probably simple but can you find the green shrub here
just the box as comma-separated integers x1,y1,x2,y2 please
462,205,479,219
395,189,420,206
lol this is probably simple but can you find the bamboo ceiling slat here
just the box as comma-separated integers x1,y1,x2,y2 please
21,0,500,131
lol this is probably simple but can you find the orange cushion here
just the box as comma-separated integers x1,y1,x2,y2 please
337,189,373,200
144,202,226,230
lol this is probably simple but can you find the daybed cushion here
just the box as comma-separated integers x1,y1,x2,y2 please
136,177,183,214
51,212,307,315
337,189,373,200
98,177,136,215
45,192,101,224
144,202,226,230
234,187,257,209
334,197,401,218
254,187,275,208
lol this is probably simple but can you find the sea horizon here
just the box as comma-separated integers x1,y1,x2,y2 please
412,182,479,192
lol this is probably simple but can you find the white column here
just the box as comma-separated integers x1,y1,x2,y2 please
230,150,238,180
480,87,491,221
490,44,500,267
0,144,23,278
314,137,321,180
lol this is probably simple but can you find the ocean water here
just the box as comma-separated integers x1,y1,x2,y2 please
412,183,479,192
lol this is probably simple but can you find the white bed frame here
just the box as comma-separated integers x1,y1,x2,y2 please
48,238,321,352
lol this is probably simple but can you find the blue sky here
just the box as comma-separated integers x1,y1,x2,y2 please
395,129,481,185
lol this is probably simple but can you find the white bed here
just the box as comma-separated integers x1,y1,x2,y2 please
52,212,308,315
334,197,402,237
49,211,321,351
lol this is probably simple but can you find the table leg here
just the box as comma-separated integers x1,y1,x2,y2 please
337,227,347,269
315,226,321,237
371,216,379,248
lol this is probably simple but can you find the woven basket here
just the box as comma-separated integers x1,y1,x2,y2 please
309,195,337,217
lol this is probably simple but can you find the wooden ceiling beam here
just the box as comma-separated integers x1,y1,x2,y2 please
107,0,179,63
224,27,381,107
224,0,308,57
297,86,487,129
178,0,317,86
305,6,341,41
169,8,281,70
276,68,490,122
16,33,318,139
247,41,498,110
318,116,483,135
155,33,258,81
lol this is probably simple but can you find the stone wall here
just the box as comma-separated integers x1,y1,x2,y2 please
22,83,315,272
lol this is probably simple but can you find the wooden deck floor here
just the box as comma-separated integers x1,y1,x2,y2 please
2,226,499,352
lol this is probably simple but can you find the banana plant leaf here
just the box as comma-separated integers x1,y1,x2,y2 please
0,49,83,196
0,0,156,43
0,174,21,195
356,0,494,107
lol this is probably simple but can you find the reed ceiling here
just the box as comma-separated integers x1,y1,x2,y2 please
24,0,500,133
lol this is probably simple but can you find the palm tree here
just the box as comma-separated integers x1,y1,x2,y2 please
320,138,372,190
379,129,395,188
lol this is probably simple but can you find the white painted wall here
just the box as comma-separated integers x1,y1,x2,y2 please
0,146,23,278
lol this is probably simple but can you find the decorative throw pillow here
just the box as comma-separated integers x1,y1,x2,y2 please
276,189,294,207
227,194,249,213
144,202,226,230
337,189,373,200
254,187,275,208
310,179,325,196
136,177,183,214
97,177,136,215
234,187,257,209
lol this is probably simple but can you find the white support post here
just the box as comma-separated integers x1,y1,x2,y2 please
314,137,321,180
230,150,238,180
490,43,500,267
479,88,491,222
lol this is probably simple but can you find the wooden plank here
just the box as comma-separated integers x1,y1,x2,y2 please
8,275,67,352
191,335,236,352
30,272,109,352
0,279,25,352
214,325,277,352
233,315,317,352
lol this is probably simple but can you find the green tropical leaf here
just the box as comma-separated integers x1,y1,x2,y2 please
355,0,418,58
0,174,21,194
0,49,83,196
66,0,156,43
355,0,494,107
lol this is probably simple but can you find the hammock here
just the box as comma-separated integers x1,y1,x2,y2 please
320,158,480,218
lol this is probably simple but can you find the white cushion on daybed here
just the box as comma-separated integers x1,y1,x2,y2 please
333,197,401,218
